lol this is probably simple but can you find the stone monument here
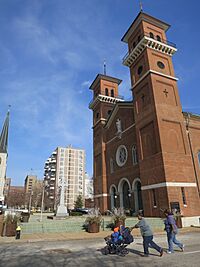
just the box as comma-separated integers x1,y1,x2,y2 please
56,176,69,217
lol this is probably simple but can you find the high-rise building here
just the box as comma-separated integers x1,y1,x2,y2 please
24,175,37,194
89,11,200,226
0,111,9,204
44,146,86,210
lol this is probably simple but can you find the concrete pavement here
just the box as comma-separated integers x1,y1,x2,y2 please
0,230,200,267
0,226,199,244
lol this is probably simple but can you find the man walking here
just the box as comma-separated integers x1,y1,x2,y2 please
164,209,184,253
133,212,163,257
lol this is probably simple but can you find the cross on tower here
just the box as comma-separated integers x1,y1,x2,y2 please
139,1,143,12
163,89,169,97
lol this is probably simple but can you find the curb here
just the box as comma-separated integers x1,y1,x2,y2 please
0,227,199,245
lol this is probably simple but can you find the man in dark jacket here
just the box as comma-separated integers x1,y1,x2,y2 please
164,209,184,253
133,212,163,257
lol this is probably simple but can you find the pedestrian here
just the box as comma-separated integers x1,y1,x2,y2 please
164,209,184,254
133,211,163,257
16,225,21,239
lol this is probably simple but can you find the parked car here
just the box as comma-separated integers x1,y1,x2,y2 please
71,208,89,214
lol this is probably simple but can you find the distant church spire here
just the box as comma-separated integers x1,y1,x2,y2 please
0,109,10,154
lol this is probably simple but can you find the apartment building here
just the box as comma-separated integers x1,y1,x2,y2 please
24,175,37,194
44,146,86,210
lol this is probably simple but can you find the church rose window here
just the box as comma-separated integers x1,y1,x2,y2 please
116,145,128,167
157,61,165,69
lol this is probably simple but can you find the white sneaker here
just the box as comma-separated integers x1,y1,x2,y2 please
181,245,185,252
167,251,172,254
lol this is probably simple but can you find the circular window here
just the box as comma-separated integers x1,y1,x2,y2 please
116,145,128,167
137,65,143,75
157,61,165,69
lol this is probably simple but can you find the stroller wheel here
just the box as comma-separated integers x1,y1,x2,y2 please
103,246,110,255
123,248,129,255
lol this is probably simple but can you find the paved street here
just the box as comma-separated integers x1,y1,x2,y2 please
0,231,200,267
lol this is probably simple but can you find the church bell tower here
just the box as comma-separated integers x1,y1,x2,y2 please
89,74,122,211
121,12,200,217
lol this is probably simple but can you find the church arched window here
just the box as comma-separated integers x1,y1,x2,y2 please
150,32,154,39
132,145,138,164
107,110,112,116
105,88,109,96
198,151,200,167
157,35,161,42
111,89,114,97
110,158,114,174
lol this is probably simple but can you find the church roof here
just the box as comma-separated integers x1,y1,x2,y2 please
0,111,10,154
183,111,200,121
89,74,122,90
104,101,133,128
121,11,170,43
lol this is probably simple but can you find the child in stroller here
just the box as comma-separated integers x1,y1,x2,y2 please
103,226,134,256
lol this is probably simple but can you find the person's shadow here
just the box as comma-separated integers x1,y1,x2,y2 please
128,248,144,257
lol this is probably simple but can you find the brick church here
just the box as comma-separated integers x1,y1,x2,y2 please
89,11,200,226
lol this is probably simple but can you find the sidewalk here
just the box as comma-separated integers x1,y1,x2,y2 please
0,226,200,244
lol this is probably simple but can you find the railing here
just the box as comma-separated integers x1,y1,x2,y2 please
123,32,176,62
143,31,176,47
89,94,124,107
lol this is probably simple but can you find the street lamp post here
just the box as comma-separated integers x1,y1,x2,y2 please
40,181,46,222
28,190,33,213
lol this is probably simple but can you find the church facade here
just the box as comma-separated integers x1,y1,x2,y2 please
89,12,200,226
0,111,9,204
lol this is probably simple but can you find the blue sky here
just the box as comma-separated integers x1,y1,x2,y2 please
0,0,200,186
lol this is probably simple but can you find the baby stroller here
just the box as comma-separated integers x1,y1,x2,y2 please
103,226,134,256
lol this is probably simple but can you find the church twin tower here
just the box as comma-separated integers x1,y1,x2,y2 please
89,11,200,224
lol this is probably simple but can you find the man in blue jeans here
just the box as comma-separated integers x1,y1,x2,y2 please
133,212,163,257
164,209,184,253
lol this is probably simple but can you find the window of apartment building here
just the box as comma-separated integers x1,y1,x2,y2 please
181,187,187,206
152,189,157,207
132,145,138,164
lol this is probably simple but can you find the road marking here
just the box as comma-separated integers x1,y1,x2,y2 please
183,250,200,255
